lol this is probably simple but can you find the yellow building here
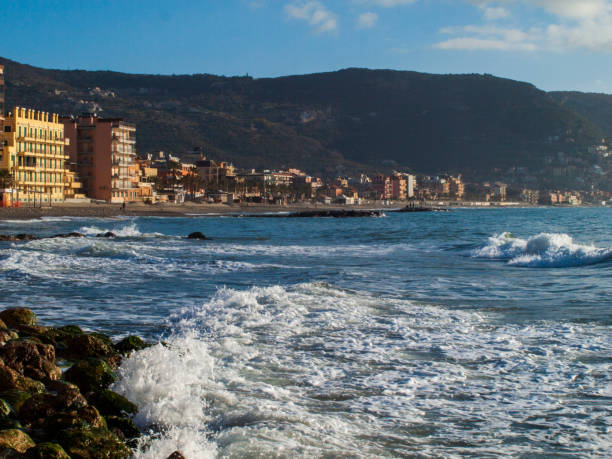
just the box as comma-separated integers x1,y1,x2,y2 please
0,107,69,205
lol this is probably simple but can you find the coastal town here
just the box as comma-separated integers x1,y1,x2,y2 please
0,64,610,209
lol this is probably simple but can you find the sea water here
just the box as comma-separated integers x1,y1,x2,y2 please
0,208,610,457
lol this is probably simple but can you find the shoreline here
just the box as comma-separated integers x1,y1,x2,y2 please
0,201,605,221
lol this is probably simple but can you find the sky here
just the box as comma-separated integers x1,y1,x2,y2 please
1,0,612,93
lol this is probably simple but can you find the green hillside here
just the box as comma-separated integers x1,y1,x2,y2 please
1,57,608,187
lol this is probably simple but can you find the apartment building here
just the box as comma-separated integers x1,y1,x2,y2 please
63,115,139,202
0,106,68,205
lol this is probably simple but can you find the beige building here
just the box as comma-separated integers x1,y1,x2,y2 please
0,106,69,205
63,115,139,202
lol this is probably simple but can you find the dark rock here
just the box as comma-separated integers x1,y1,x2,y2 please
105,415,140,440
0,447,22,459
57,427,130,459
24,442,70,459
187,231,207,240
0,419,21,431
0,391,34,413
167,452,187,459
96,232,116,238
0,429,35,453
0,339,61,381
114,336,150,354
66,334,115,359
0,309,37,328
15,234,38,241
19,389,88,429
0,362,45,393
63,359,117,394
88,390,137,417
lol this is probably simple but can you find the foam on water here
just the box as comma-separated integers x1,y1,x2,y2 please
114,283,612,458
78,222,163,238
473,232,612,267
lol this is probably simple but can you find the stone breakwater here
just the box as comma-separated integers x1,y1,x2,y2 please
0,308,184,459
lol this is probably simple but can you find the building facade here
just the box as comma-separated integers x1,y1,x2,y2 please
0,107,68,205
63,115,139,202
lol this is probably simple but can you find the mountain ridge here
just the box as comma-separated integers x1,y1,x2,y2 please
1,57,610,189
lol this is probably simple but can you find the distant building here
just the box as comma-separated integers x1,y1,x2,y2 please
1,107,69,205
63,115,139,202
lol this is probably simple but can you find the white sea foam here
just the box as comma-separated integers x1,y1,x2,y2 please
473,232,612,267
114,283,612,458
78,222,163,238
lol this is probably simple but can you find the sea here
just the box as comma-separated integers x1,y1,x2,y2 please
0,207,610,458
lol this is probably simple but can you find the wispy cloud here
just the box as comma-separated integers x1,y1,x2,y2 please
354,0,416,7
285,1,338,34
357,12,378,29
436,0,612,52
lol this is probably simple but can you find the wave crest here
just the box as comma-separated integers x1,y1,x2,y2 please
473,232,612,267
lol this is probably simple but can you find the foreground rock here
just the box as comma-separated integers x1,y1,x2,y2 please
0,307,147,457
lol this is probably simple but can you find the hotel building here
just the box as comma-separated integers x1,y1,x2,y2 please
63,115,139,202
0,106,69,205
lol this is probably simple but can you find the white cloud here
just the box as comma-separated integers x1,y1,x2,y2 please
285,1,338,34
435,0,612,52
357,12,378,29
354,0,416,7
482,6,509,20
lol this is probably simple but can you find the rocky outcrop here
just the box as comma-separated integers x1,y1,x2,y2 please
0,308,146,458
187,231,207,240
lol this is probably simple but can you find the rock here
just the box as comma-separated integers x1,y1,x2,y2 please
0,339,61,381
105,416,140,440
0,429,35,453
0,419,21,431
0,334,12,347
88,390,137,417
0,391,33,413
0,362,45,393
63,359,117,394
96,232,116,238
187,231,207,240
0,401,11,420
89,333,113,348
19,389,88,429
0,448,22,459
167,452,187,459
0,309,37,328
114,336,149,354
66,335,115,359
57,427,130,459
42,405,106,437
0,321,7,331
24,442,70,459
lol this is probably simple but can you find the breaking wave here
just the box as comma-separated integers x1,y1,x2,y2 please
78,222,163,238
473,232,612,267
113,283,611,458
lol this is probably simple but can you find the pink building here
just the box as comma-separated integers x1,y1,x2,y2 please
63,116,139,202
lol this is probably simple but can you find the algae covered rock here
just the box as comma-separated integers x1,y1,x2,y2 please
0,400,12,420
88,390,137,417
24,442,70,459
0,391,33,413
0,429,35,453
105,415,140,441
67,334,115,360
0,339,61,381
63,359,117,394
0,362,45,394
114,336,150,354
57,427,130,459
0,309,37,329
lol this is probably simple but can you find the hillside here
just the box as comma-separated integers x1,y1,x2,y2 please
1,57,608,187
551,91,612,138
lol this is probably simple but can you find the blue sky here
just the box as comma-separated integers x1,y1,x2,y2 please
1,0,612,93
